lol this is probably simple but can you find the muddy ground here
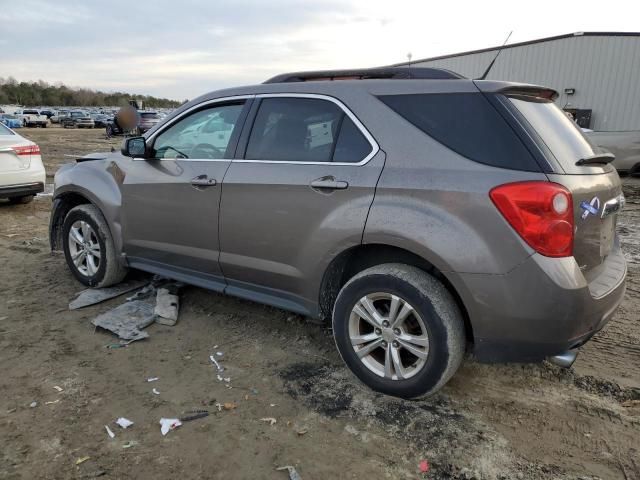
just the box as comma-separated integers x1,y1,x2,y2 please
0,127,638,480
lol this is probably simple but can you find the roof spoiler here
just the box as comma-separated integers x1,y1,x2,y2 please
498,85,559,101
264,67,465,84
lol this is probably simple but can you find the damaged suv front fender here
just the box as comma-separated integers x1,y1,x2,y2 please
50,156,127,256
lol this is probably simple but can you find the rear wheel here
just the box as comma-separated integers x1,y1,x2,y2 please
8,195,34,205
62,204,127,287
332,264,466,398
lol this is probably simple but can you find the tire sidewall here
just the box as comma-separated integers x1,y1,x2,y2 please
62,208,108,287
333,272,451,399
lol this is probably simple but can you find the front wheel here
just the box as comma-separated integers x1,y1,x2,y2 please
62,204,127,287
332,264,466,399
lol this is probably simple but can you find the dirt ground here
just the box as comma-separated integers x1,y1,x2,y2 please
1,127,639,480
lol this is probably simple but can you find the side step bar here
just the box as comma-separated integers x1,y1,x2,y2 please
548,349,579,368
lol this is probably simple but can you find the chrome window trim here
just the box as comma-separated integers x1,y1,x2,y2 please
137,95,255,162
234,93,379,166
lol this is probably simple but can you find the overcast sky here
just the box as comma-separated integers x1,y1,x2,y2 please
1,0,637,100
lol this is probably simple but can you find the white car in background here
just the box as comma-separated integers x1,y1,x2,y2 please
0,122,45,204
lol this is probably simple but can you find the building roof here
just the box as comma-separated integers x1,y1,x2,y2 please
394,32,640,66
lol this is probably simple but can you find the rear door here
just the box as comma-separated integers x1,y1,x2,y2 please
218,94,384,314
504,93,624,281
121,98,251,290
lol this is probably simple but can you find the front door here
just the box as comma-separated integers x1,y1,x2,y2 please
121,99,250,290
219,95,384,313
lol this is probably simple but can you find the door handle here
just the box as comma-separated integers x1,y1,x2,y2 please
310,178,349,191
191,175,217,187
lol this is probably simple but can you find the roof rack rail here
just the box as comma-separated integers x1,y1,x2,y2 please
264,67,465,84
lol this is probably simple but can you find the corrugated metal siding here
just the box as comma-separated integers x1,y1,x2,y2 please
411,35,640,131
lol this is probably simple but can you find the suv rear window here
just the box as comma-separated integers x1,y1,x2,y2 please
507,95,598,173
246,97,372,163
378,93,540,172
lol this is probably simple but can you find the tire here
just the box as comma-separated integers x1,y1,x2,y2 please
332,263,466,399
62,204,127,288
8,195,34,205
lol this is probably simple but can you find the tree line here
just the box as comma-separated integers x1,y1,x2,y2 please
0,77,182,108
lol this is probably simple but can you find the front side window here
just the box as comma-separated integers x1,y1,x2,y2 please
152,103,243,159
245,97,372,163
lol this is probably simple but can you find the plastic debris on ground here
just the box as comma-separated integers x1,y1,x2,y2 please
91,300,155,341
29,401,37,408
116,417,134,429
69,280,147,310
75,456,90,465
419,460,430,473
45,399,60,405
179,410,209,422
122,440,139,449
105,425,115,439
53,386,63,392
276,465,302,480
209,355,223,372
159,418,182,436
154,286,180,326
152,388,160,395
147,377,159,382
260,417,277,426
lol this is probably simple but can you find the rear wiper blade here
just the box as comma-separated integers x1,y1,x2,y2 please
575,153,615,166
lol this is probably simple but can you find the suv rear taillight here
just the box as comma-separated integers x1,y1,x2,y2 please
490,181,574,258
12,145,40,156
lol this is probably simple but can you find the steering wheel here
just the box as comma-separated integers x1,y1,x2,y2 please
190,143,224,159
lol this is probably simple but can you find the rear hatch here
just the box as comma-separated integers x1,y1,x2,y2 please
503,91,624,282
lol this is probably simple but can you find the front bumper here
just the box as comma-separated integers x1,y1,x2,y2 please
457,239,627,362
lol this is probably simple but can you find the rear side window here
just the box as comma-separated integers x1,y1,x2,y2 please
378,93,539,171
245,97,372,163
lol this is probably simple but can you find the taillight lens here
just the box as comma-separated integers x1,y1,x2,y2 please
490,181,574,257
12,144,40,156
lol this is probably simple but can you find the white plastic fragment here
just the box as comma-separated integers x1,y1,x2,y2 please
45,400,60,405
29,401,37,408
116,417,134,429
276,465,302,480
209,355,223,372
53,386,63,392
152,388,160,395
159,418,182,435
147,377,159,382
261,417,277,426
105,425,115,439
154,288,180,326
216,352,223,357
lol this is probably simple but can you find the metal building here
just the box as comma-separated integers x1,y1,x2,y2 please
397,32,640,132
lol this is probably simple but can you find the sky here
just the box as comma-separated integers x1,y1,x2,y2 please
0,0,638,100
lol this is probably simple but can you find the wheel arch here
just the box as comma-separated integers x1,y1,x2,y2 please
49,185,123,256
318,243,474,344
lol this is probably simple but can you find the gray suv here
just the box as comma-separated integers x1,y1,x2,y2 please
49,68,627,398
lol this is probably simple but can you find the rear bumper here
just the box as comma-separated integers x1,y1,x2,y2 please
0,182,44,198
458,239,627,362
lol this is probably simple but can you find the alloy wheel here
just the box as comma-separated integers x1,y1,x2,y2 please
348,292,429,380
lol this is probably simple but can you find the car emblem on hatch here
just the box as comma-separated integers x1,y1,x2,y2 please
580,196,600,220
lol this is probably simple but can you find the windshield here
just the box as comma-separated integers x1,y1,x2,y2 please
507,95,599,170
